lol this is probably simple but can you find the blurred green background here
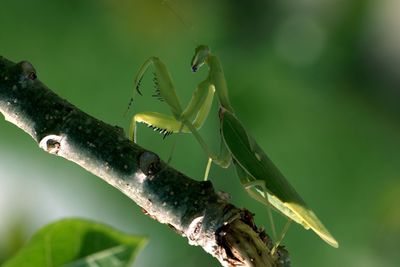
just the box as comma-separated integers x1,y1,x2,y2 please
1,0,399,266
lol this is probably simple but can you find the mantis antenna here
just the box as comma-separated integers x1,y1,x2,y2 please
161,0,199,45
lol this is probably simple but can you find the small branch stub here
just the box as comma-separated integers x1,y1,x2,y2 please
138,151,160,176
39,135,63,154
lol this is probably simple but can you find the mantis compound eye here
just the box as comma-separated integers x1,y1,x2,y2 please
191,65,199,72
191,45,210,72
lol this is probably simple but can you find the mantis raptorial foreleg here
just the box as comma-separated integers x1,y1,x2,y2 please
127,56,230,178
128,57,206,140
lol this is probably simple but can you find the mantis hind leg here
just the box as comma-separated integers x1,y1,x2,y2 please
271,219,292,256
243,179,292,253
242,179,278,240
234,162,291,251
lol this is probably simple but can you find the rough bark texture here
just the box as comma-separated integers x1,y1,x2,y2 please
0,56,290,267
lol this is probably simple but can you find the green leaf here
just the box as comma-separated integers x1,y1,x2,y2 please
2,218,148,267
221,110,338,248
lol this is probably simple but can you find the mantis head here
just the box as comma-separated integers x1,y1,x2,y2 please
191,45,210,72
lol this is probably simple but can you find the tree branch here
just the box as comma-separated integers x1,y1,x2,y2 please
0,56,290,267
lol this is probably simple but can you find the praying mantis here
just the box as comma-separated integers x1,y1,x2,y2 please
126,45,339,249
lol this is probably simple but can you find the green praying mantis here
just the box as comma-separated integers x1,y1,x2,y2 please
126,45,339,249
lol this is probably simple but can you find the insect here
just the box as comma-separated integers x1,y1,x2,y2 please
126,45,339,249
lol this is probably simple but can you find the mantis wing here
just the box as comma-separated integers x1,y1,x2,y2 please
220,109,339,248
